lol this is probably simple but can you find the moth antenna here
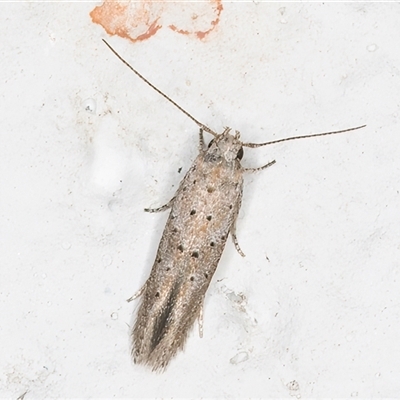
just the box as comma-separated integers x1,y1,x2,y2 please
242,125,366,148
102,39,218,138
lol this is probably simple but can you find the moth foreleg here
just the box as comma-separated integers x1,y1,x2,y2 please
198,128,206,152
243,159,276,173
144,197,175,213
231,222,246,257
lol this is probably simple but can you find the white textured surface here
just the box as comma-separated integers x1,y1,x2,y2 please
1,2,400,398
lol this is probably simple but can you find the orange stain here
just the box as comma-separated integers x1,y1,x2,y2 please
136,19,162,42
169,0,223,40
90,0,223,43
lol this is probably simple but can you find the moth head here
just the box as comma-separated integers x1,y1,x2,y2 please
207,128,244,162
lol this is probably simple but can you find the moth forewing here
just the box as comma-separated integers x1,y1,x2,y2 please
132,129,248,371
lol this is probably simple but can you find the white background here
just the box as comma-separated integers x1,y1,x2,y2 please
1,2,400,398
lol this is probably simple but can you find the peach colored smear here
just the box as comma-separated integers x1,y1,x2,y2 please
90,0,223,43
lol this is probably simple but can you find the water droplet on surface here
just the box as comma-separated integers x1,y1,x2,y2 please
83,98,96,114
346,334,353,342
287,380,300,391
111,312,118,320
102,254,112,267
62,242,71,250
230,351,249,365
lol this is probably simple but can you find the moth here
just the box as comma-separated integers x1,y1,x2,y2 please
103,39,365,371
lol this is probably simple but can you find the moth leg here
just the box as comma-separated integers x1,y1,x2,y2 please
198,128,206,152
198,302,204,338
127,282,147,302
243,159,276,173
144,197,175,213
231,221,246,257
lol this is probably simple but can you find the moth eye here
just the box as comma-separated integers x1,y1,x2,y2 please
208,139,215,148
237,147,244,160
